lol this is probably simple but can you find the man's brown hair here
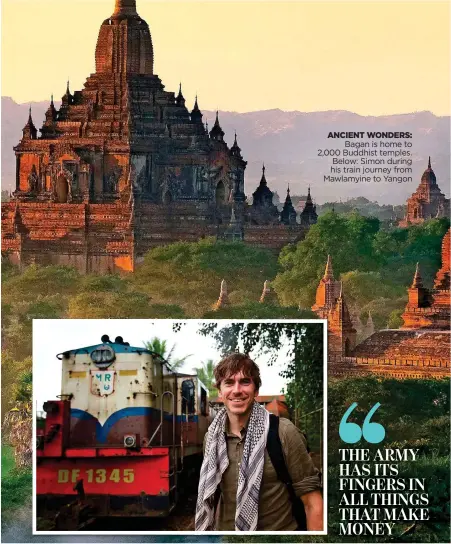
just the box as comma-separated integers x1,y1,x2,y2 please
214,353,261,390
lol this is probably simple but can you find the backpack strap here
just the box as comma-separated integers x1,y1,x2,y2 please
267,414,307,530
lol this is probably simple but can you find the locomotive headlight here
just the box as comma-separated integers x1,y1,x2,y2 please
90,345,115,369
124,434,137,448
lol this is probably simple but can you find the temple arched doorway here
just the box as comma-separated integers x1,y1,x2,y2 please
56,176,69,203
215,181,225,205
344,338,351,356
163,190,172,204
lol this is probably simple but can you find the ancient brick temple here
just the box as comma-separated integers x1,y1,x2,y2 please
250,165,280,225
299,187,318,226
401,228,450,330
311,255,357,358
280,187,297,226
1,0,312,273
316,229,451,378
399,157,450,227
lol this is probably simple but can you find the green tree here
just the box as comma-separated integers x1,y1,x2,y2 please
143,337,192,371
274,211,380,307
193,359,217,397
374,218,449,286
318,197,405,222
360,296,407,330
2,297,64,360
132,238,278,316
2,264,79,303
340,270,404,309
67,291,185,318
79,273,129,293
202,302,314,319
198,322,323,416
387,308,404,329
0,259,19,282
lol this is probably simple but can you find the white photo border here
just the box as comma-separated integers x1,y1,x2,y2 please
32,318,328,536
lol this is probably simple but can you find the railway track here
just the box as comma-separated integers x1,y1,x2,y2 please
36,490,197,532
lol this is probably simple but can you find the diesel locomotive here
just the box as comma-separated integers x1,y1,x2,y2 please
36,335,209,527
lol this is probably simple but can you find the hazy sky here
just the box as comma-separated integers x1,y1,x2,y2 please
2,0,450,115
33,319,317,410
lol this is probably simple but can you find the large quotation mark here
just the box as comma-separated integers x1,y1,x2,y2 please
339,402,385,444
339,403,362,443
363,403,386,444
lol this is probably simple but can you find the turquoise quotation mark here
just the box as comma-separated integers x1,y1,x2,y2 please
339,402,385,444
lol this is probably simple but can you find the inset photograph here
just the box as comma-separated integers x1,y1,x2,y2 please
33,319,326,534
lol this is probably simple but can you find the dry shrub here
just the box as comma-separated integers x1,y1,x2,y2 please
2,403,32,468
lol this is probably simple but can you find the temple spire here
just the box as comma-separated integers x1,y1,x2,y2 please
259,280,277,304
113,0,138,16
96,0,153,75
428,156,431,169
411,262,423,288
22,106,37,140
61,79,72,107
260,163,267,185
324,255,334,280
433,228,451,290
260,280,270,303
190,94,203,124
280,183,297,225
209,110,225,141
176,82,185,106
213,279,230,310
284,185,292,203
230,131,242,158
44,94,58,126
300,184,318,226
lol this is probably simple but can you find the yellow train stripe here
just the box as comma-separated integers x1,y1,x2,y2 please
69,371,87,378
119,370,138,376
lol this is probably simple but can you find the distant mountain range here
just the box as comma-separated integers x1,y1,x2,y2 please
2,97,449,205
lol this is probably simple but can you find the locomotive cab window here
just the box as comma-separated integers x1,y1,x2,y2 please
181,379,195,417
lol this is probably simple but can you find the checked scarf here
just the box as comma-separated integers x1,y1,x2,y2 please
195,401,270,531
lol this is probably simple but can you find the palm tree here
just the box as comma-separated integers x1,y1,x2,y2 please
193,359,217,397
143,337,192,371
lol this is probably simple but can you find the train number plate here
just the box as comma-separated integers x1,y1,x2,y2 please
37,457,169,495
57,467,134,484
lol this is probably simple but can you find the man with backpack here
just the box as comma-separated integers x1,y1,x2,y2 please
195,353,323,531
